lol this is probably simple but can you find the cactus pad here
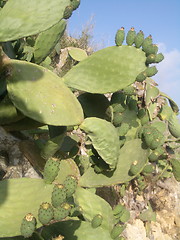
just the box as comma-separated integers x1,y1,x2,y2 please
6,59,84,126
79,139,149,187
80,117,120,169
0,0,70,42
64,46,146,93
0,178,54,237
68,47,88,62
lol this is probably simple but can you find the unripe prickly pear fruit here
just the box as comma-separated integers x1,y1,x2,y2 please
63,5,73,19
54,202,71,221
91,214,103,228
146,54,156,64
142,35,153,52
38,202,54,225
142,164,154,174
71,0,80,10
145,66,158,77
123,85,136,95
148,146,165,162
136,71,147,82
43,157,60,184
145,44,158,56
155,53,164,63
113,113,123,127
134,30,144,48
111,224,125,239
63,175,78,198
126,27,136,46
51,184,67,208
20,213,36,238
128,160,141,176
128,99,138,111
115,27,125,46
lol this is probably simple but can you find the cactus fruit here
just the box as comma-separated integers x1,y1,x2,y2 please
54,203,71,221
144,44,158,56
168,113,180,138
128,99,138,111
142,164,154,174
145,66,158,77
20,213,36,238
63,5,73,19
71,0,80,10
111,224,125,239
126,27,136,46
115,27,125,46
146,54,156,64
129,160,142,176
91,214,103,228
134,30,144,48
63,175,78,198
119,208,130,223
142,35,153,52
148,146,165,162
51,184,67,208
136,71,147,82
155,53,164,63
142,127,165,150
38,202,54,225
43,157,60,184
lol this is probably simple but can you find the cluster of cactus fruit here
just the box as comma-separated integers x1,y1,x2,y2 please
0,0,180,239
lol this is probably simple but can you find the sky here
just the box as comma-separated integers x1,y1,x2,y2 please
67,0,180,110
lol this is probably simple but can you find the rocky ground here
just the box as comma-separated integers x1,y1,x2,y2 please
0,126,179,240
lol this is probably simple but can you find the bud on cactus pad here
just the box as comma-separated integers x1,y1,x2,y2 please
155,53,164,63
63,175,78,198
38,202,54,225
43,157,60,184
142,35,153,52
54,202,71,221
115,27,125,46
51,184,67,208
91,214,103,228
112,204,124,216
126,27,136,46
136,71,147,82
145,66,158,77
20,213,36,238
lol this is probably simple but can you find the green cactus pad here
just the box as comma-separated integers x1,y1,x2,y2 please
79,139,149,187
0,0,70,42
41,220,112,240
38,202,54,225
0,178,54,237
55,159,80,184
80,117,120,169
64,46,146,93
34,20,67,64
78,93,110,119
74,187,115,232
0,94,24,125
6,59,83,126
68,47,88,61
168,113,180,138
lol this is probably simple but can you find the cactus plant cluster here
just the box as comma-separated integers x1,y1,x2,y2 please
0,0,180,240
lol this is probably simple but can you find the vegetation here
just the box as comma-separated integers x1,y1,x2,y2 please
0,0,179,239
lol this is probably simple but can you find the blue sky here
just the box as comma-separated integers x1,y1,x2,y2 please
67,0,180,109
